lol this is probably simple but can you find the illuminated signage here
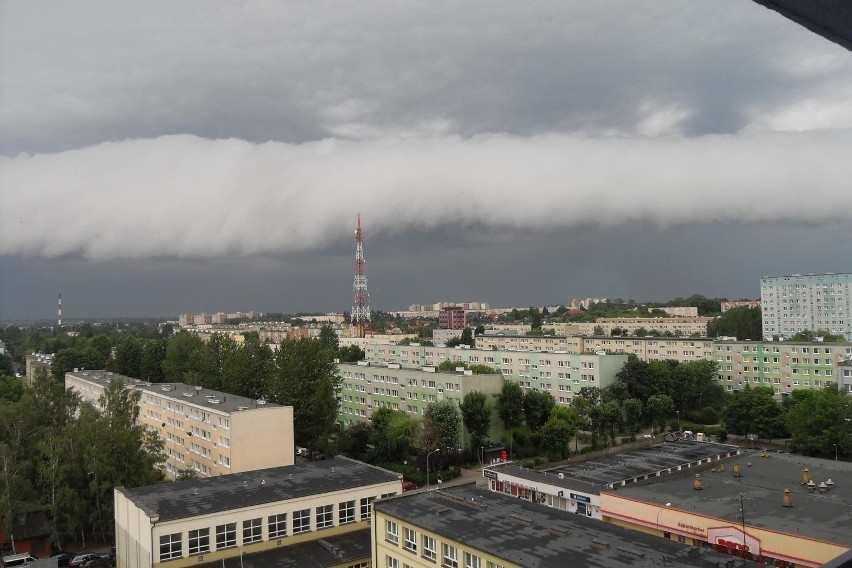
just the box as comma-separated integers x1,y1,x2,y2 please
483,469,497,480
570,493,591,503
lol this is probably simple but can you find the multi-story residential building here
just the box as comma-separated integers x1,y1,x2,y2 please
25,352,54,387
337,362,504,432
760,272,851,340
483,323,532,335
714,340,852,396
431,328,462,345
659,306,699,317
721,299,760,313
65,370,294,480
576,317,714,337
581,336,715,363
476,333,584,353
115,457,402,568
361,345,627,406
438,306,466,330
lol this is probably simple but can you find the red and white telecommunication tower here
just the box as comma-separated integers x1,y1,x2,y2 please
351,214,371,338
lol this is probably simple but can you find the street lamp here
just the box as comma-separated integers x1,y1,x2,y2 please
480,446,485,466
834,444,838,461
426,448,440,490
676,410,680,431
656,502,672,536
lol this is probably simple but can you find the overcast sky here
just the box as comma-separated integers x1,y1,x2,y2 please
1,1,851,320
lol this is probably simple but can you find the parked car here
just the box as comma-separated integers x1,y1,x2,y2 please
2,553,38,567
52,551,76,566
402,480,418,491
295,446,308,457
69,553,100,568
81,555,111,568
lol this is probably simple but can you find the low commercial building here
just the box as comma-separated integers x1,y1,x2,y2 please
115,457,402,568
483,440,739,521
65,370,294,480
373,483,734,568
603,450,851,567
713,340,852,396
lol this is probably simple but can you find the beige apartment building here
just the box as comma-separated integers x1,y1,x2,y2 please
115,457,402,568
362,345,627,406
25,352,54,387
576,317,714,336
65,370,294,480
475,334,583,353
714,340,852,397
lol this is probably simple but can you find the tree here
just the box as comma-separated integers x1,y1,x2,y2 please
339,344,365,362
460,392,491,460
540,406,577,461
267,338,340,451
422,400,461,454
723,386,784,440
113,334,143,378
0,376,25,403
529,307,542,330
161,332,214,384
707,307,761,340
671,359,722,412
623,398,643,435
496,382,525,430
593,325,604,335
221,339,273,399
646,394,674,433
459,327,474,347
140,338,166,383
318,325,340,352
786,387,852,456
474,324,485,337
788,329,846,342
523,390,555,432
340,422,373,461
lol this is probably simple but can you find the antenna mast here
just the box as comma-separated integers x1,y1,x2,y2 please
351,214,371,337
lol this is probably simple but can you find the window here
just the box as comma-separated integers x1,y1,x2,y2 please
293,509,311,534
360,497,375,521
386,520,399,544
487,562,506,568
316,504,334,529
216,523,236,549
243,518,262,544
188,528,209,555
268,513,287,538
464,552,481,568
423,535,437,561
403,527,417,552
160,533,182,561
387,556,399,568
340,500,355,524
442,543,459,568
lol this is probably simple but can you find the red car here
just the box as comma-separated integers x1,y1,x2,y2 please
402,480,417,491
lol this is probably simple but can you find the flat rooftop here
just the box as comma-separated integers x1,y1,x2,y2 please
613,449,852,547
66,369,278,414
376,484,737,568
196,528,371,568
488,441,739,494
117,457,400,522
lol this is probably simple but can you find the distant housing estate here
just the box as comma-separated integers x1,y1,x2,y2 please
65,370,294,480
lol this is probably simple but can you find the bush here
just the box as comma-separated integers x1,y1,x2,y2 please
686,406,720,425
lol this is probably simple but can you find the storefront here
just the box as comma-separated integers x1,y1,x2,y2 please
483,466,601,519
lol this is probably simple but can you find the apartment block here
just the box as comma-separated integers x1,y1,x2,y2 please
476,334,584,353
438,306,466,330
65,370,294,480
25,352,54,387
337,361,503,431
713,340,852,396
721,300,760,313
576,317,713,337
361,345,627,406
659,306,699,317
760,272,851,340
581,336,715,363
115,457,401,568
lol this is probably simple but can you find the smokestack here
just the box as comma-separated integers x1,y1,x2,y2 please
57,292,62,327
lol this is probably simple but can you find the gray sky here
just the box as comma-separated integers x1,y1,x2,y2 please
1,1,851,320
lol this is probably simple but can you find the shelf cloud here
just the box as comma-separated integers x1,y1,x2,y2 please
3,128,850,261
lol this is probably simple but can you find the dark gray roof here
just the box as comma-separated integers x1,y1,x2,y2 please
375,484,735,568
195,528,371,568
66,370,279,413
488,441,739,493
614,449,852,546
117,457,401,522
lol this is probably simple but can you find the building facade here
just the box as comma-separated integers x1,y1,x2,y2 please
721,300,760,313
713,340,852,396
761,272,851,340
24,353,54,388
438,306,466,330
115,458,401,568
576,317,714,337
361,345,627,406
65,370,294,479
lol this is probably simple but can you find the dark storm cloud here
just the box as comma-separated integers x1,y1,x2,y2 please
2,1,852,155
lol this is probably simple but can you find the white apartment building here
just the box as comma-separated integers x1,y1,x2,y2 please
760,272,851,340
65,370,294,480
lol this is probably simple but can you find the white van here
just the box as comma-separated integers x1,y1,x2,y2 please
2,553,39,566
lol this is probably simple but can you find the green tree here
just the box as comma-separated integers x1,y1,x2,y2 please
496,381,525,458
421,400,461,454
140,338,167,383
267,338,340,451
623,398,643,435
113,334,143,378
523,389,555,432
318,325,340,352
460,391,491,460
594,325,604,335
340,422,373,462
474,324,485,337
339,344,365,362
706,307,762,340
529,307,542,330
785,386,852,456
540,406,577,461
646,394,674,433
0,376,25,403
161,332,214,384
221,339,273,399
459,327,474,347
723,386,784,440
788,329,846,342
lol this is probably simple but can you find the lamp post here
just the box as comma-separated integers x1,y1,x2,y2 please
656,502,671,536
480,446,485,466
833,443,838,461
676,410,680,431
426,448,440,490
